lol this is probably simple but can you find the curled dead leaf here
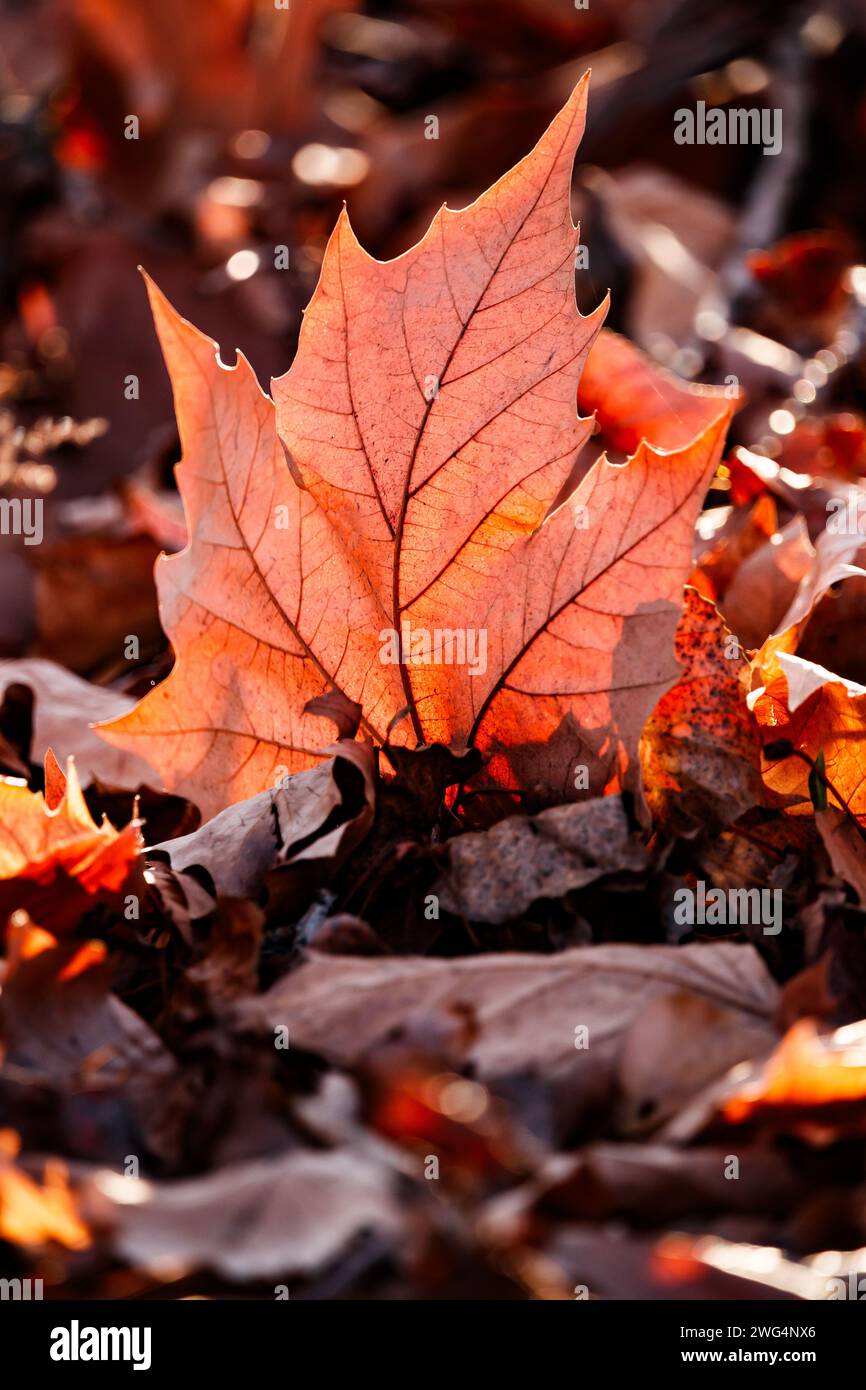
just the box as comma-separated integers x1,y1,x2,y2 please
146,741,376,907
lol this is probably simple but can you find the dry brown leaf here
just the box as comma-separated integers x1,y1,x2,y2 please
616,989,777,1134
816,808,866,904
690,492,778,606
0,913,179,1161
32,533,162,676
237,941,779,1132
492,1139,804,1226
0,658,156,790
720,516,814,650
147,740,376,902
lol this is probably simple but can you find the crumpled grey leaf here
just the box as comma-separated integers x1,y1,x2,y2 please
435,795,648,924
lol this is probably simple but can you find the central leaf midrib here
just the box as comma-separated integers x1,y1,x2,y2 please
381,108,580,741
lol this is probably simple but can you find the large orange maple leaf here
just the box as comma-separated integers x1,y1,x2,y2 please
99,74,732,819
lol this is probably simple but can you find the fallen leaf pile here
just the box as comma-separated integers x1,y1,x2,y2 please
3,12,866,1301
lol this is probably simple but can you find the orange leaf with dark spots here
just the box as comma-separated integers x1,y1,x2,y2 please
640,588,763,834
